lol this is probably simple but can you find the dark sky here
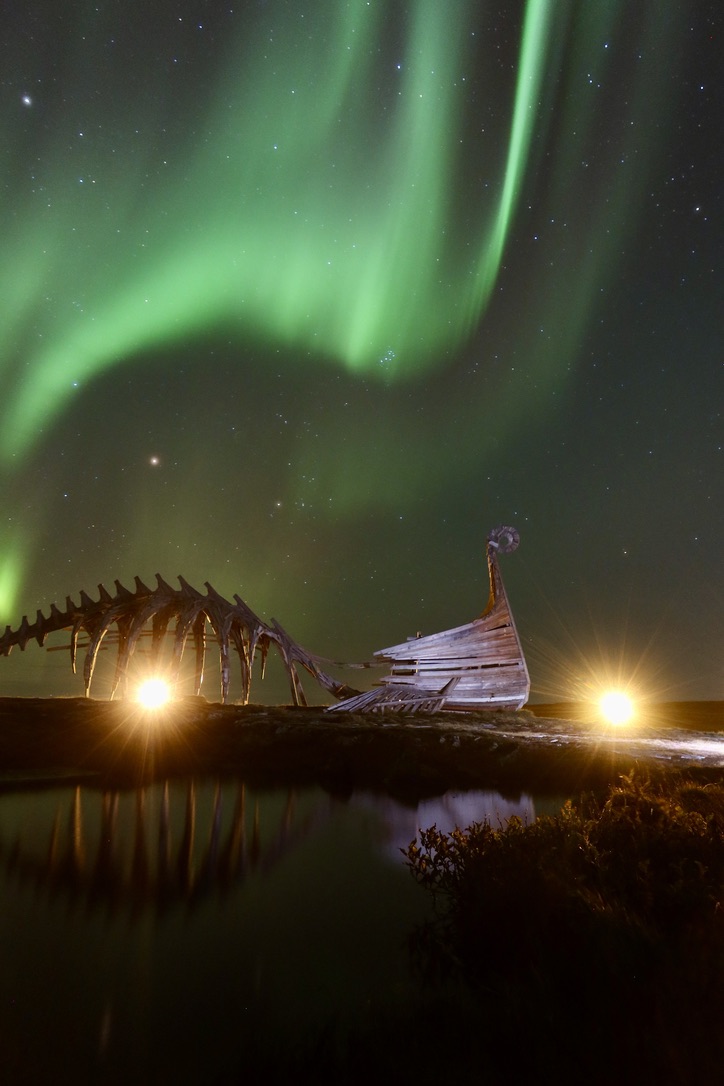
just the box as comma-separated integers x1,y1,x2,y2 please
1,1,721,703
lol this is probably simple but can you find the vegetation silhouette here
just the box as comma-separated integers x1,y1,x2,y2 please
400,773,724,1082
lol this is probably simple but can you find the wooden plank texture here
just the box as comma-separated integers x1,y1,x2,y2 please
332,526,530,713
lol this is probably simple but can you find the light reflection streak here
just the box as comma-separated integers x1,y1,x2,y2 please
513,724,724,767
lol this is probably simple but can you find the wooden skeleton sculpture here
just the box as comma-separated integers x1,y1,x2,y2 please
0,574,360,706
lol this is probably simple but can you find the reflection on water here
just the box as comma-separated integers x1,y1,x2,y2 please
353,789,536,860
0,780,536,1082
0,782,535,919
0,783,332,919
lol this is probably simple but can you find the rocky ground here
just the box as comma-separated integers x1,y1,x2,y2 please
0,697,721,798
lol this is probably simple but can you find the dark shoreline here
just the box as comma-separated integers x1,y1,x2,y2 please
0,696,721,799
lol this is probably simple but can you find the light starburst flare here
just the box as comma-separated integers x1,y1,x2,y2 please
136,678,172,710
599,690,635,726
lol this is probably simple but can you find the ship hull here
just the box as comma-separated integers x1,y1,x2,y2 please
332,531,530,714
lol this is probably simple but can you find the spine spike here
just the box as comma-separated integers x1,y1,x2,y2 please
204,582,230,605
98,584,114,604
178,576,203,598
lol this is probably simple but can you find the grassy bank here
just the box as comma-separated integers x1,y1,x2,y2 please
0,698,722,799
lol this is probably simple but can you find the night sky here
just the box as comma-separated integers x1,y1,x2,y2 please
1,1,721,703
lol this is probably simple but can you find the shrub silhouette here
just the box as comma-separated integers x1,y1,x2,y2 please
403,774,724,1082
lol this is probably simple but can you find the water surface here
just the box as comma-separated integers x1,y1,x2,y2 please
0,780,536,1082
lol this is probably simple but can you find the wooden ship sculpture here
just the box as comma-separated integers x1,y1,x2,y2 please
0,526,529,713
331,525,530,713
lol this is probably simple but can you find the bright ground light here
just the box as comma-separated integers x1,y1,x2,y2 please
136,678,172,710
600,690,635,726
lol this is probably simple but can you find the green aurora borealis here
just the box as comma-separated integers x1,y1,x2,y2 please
2,0,556,456
0,1,720,699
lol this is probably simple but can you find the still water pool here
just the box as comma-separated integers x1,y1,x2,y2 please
0,780,541,1083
